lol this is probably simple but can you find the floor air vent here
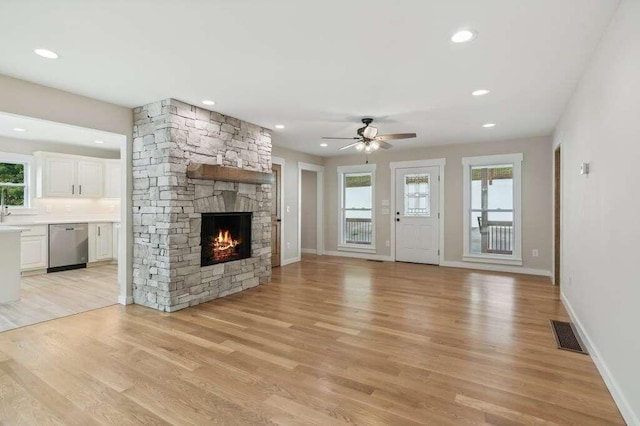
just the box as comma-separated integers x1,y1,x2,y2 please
550,320,588,354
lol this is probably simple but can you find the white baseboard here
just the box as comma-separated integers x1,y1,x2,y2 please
440,261,551,278
282,256,301,266
301,248,317,254
323,250,393,262
561,293,638,425
118,295,133,305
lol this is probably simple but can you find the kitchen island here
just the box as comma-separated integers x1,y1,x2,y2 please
0,225,28,303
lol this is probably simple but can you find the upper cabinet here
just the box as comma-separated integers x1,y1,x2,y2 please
104,160,121,198
35,152,119,199
42,157,77,197
76,160,104,197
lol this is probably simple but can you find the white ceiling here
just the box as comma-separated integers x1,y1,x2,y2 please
0,0,619,156
0,112,123,151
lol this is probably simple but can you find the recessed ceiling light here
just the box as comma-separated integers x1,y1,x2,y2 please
202,100,215,106
451,30,476,43
275,124,285,129
482,123,497,128
472,89,490,96
95,140,104,144
320,143,328,147
33,48,59,59
13,128,26,132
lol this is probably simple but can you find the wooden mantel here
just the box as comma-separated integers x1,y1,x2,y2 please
187,163,275,185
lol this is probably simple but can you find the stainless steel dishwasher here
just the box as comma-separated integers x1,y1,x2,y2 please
48,223,88,273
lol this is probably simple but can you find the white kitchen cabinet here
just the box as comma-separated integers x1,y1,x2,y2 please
43,157,76,197
20,226,48,271
89,223,113,263
77,160,104,197
35,153,105,198
104,160,121,198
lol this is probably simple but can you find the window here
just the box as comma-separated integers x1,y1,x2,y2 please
404,173,431,217
462,153,522,265
338,164,376,251
0,154,32,208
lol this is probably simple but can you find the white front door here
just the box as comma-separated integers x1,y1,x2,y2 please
395,166,440,264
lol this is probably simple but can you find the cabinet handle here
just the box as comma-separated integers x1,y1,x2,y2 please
79,185,82,195
72,185,75,195
98,226,101,237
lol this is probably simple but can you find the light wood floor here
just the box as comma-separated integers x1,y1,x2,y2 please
0,265,118,333
0,255,624,425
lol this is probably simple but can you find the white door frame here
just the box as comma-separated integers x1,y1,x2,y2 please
118,132,131,305
390,158,446,264
298,162,324,257
272,156,285,267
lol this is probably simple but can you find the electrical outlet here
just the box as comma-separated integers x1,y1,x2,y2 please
532,249,539,257
45,204,53,213
286,205,290,213
286,242,291,249
567,276,573,287
385,240,390,247
64,204,71,212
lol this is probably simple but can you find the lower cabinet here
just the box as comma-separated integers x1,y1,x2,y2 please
89,223,114,263
20,226,48,271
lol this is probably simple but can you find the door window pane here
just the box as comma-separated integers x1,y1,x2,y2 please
404,173,430,217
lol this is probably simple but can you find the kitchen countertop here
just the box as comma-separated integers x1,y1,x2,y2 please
0,225,30,234
4,218,121,227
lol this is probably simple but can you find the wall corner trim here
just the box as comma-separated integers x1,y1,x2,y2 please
282,256,301,266
561,293,638,426
118,295,134,305
323,250,393,262
440,261,551,278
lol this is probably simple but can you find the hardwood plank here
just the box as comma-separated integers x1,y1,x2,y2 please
0,255,625,425
0,265,118,333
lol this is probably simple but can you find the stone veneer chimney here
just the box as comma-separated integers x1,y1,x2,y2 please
132,99,272,312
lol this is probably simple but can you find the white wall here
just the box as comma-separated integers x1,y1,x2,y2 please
0,74,133,302
323,136,553,272
0,135,120,159
301,169,317,251
553,1,640,423
271,146,324,263
0,135,121,220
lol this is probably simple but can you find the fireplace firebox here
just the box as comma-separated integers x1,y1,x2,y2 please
201,212,252,266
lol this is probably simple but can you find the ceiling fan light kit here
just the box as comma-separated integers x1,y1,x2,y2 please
322,118,417,154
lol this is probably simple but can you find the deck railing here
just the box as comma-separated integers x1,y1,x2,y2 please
478,218,513,254
345,218,372,244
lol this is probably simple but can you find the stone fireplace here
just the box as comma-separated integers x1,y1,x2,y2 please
201,212,252,266
132,99,272,312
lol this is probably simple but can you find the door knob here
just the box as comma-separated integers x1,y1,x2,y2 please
396,218,400,222
396,211,400,215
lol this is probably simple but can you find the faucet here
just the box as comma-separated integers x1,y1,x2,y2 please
0,187,11,223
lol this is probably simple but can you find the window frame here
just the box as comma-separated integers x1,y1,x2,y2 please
0,152,35,210
337,163,376,252
462,153,523,265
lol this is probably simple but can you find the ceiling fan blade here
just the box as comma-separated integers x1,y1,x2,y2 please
321,136,360,140
375,133,417,141
339,142,360,151
378,141,393,149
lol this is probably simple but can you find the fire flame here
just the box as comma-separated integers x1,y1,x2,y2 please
213,229,240,256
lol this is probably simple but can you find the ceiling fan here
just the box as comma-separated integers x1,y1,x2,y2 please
322,118,417,153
